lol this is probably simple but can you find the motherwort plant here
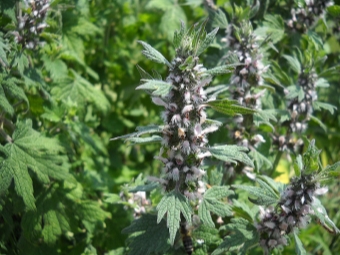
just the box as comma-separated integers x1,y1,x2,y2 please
115,22,255,254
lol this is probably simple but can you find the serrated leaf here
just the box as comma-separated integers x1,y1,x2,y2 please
160,5,187,41
208,145,254,168
253,109,277,130
51,70,110,112
232,200,256,222
124,135,163,145
173,21,185,48
283,55,301,74
315,78,330,88
13,52,29,75
138,41,171,67
0,120,71,210
286,85,304,101
313,101,337,114
199,186,234,227
212,218,258,255
0,75,29,115
0,37,9,66
137,79,173,97
122,214,171,255
204,186,234,200
207,99,256,116
203,64,238,76
249,149,273,171
293,231,306,255
136,65,153,80
111,125,164,146
196,27,219,56
233,181,280,206
211,9,228,29
156,192,192,244
129,182,159,193
311,198,340,234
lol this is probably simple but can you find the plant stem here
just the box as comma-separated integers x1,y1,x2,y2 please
270,150,283,177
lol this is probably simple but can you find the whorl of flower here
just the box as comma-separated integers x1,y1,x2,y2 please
13,0,50,49
273,68,318,151
151,26,218,199
223,21,268,108
222,21,268,179
256,174,327,253
287,0,334,32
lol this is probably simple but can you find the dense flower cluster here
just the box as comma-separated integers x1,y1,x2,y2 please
256,174,327,254
150,44,218,199
223,21,268,108
273,69,318,151
222,21,268,179
13,0,50,49
287,0,334,32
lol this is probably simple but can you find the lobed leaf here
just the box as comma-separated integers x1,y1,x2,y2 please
208,145,254,168
207,99,256,116
199,186,234,227
212,218,259,255
293,231,307,255
156,192,192,244
137,79,173,97
138,41,172,67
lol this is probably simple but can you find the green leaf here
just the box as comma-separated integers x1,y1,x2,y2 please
160,5,187,41
311,198,340,234
13,52,29,75
156,192,192,244
317,161,340,181
136,64,153,80
286,85,304,101
111,125,163,144
207,99,256,116
249,149,273,171
211,9,228,29
233,178,280,206
283,55,301,74
315,78,330,88
0,37,9,67
203,64,238,76
212,218,259,255
309,115,327,132
173,21,186,48
293,231,306,255
0,75,29,115
198,186,234,227
196,27,219,56
208,145,254,168
313,101,337,114
122,214,171,255
253,109,277,130
0,120,71,210
138,41,171,67
137,79,173,97
327,5,340,18
51,70,110,112
232,200,257,222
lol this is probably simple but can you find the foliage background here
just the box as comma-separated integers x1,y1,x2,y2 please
0,0,339,254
